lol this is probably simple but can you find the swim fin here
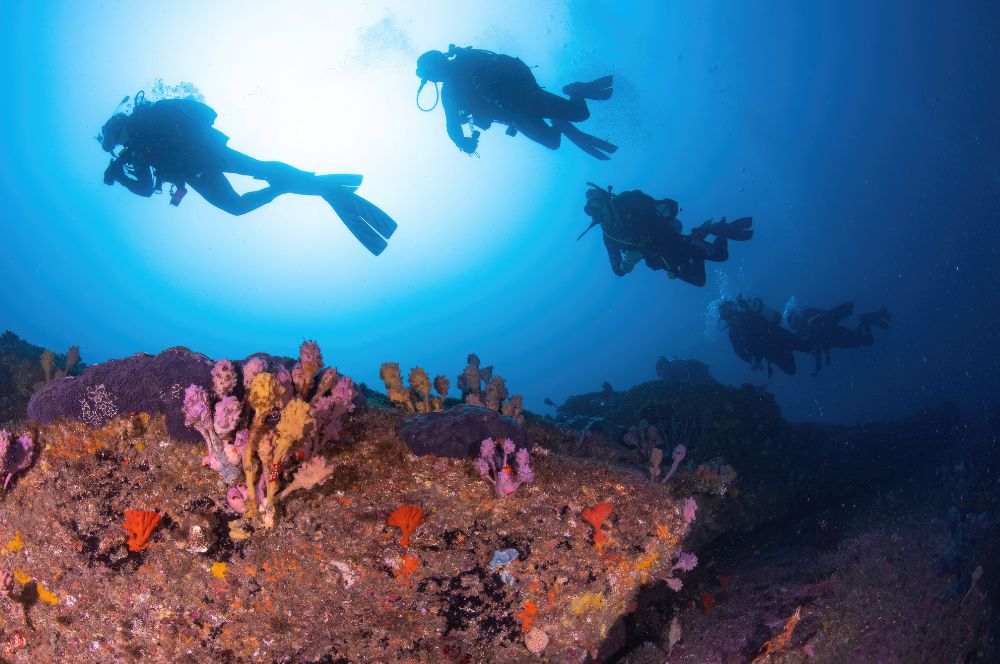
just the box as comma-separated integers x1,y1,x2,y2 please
563,75,614,100
553,120,618,160
323,190,398,256
266,172,363,195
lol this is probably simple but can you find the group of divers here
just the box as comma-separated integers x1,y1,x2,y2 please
98,44,889,378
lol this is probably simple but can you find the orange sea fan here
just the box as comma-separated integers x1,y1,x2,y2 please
123,509,161,552
387,505,424,548
582,501,613,546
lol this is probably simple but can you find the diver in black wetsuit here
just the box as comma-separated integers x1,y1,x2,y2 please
99,93,397,255
579,183,753,286
786,301,891,375
719,297,810,377
415,45,618,159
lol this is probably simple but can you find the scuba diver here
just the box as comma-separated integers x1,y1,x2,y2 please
415,45,618,159
785,301,891,375
719,296,811,377
578,183,753,286
99,93,398,255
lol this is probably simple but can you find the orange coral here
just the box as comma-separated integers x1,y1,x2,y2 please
387,505,424,547
395,554,421,579
123,510,161,551
582,501,613,546
752,606,802,664
516,600,538,632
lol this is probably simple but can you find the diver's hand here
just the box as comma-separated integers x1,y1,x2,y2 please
457,130,480,155
103,159,122,185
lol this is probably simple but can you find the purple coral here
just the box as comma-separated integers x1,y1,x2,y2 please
474,437,534,498
661,444,687,483
183,385,241,484
211,359,237,398
683,497,698,524
0,430,34,491
302,376,357,459
213,396,241,436
242,357,268,391
664,550,699,591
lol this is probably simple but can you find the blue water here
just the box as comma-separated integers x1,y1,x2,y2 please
0,1,996,423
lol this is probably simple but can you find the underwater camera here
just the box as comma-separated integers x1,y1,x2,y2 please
169,184,187,207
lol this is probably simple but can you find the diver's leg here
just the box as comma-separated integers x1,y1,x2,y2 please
675,257,707,287
216,147,314,184
532,90,590,123
549,120,617,159
513,117,562,150
187,170,285,216
705,236,730,262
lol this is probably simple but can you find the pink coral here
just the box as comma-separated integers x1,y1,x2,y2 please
242,358,267,391
475,437,533,498
213,396,241,436
0,430,34,491
211,359,237,397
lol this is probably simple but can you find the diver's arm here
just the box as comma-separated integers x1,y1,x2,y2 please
603,236,628,276
106,155,154,197
442,88,478,154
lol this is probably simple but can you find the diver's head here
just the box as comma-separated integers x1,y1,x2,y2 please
583,188,608,218
99,113,128,153
718,300,737,322
416,50,449,82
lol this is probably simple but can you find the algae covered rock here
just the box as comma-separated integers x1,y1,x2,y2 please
27,347,213,442
399,403,531,459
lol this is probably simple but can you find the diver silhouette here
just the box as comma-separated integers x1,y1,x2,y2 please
578,183,753,286
785,301,891,375
719,296,810,377
415,45,618,159
99,93,397,255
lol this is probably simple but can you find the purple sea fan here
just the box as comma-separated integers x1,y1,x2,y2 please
211,359,238,397
1,430,35,491
475,437,534,498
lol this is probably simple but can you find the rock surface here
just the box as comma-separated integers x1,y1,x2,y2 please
399,403,531,459
27,347,213,442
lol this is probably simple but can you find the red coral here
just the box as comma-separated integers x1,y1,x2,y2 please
387,505,424,548
123,510,161,552
582,501,613,546
516,600,538,632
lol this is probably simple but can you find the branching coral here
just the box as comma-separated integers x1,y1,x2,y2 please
39,346,79,382
475,438,534,498
0,430,34,492
188,342,358,527
183,384,242,484
379,362,449,413
458,354,525,423
244,372,282,518
260,399,314,527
